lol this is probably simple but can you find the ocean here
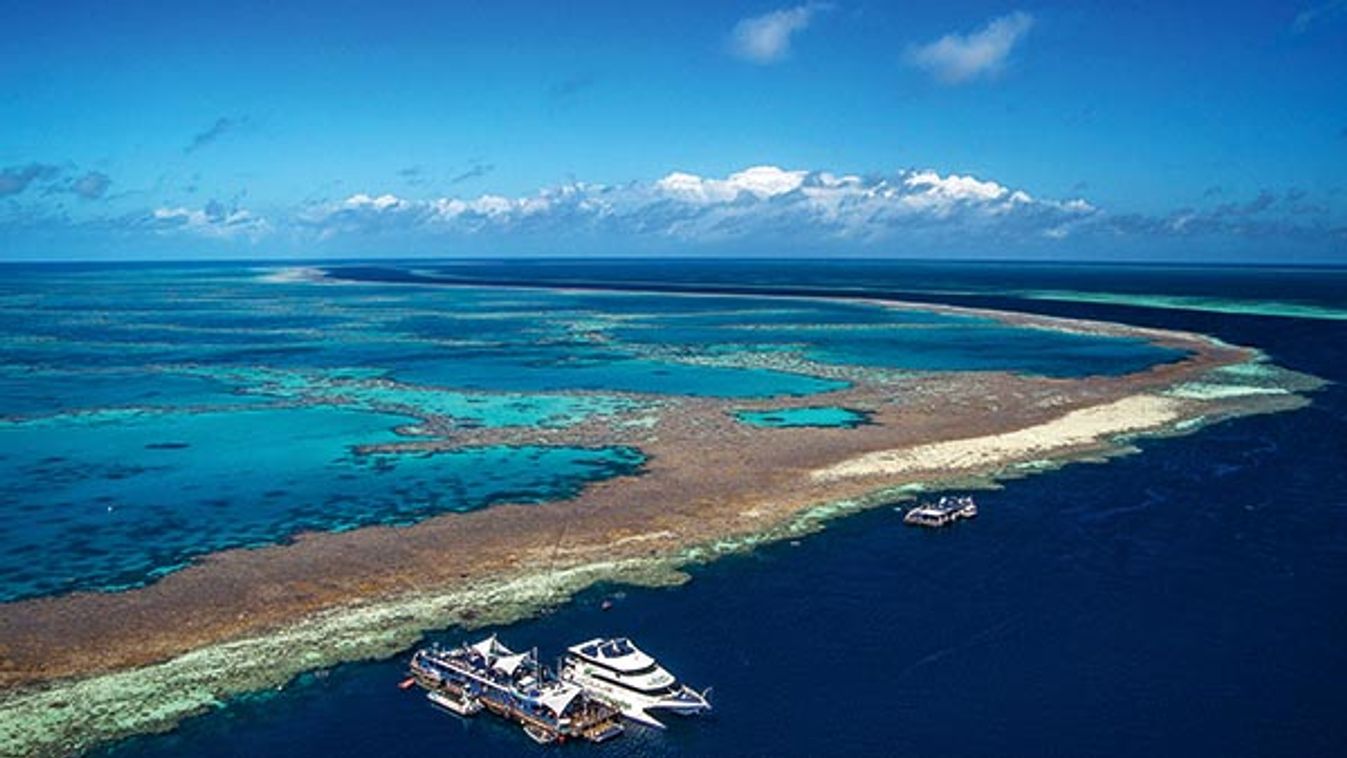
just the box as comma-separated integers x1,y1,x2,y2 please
2,260,1343,757
0,262,1180,602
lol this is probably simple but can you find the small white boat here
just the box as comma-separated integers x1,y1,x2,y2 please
427,689,482,716
523,723,557,744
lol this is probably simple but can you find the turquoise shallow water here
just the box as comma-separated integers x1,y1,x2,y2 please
387,352,847,397
0,263,1189,602
0,404,645,601
0,367,255,418
734,406,871,428
187,366,646,428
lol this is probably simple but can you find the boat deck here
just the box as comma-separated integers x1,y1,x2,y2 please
410,649,624,745
903,496,978,528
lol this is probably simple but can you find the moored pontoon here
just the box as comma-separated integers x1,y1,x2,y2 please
408,634,624,744
903,495,978,528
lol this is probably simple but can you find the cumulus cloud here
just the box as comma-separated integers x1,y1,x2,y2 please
906,11,1034,84
5,163,1338,258
295,164,1096,248
184,116,247,154
283,167,1341,255
0,163,61,196
142,200,269,239
731,3,831,63
655,165,808,202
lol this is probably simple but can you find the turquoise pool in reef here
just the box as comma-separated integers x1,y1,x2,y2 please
734,406,872,428
0,263,1188,601
0,402,645,602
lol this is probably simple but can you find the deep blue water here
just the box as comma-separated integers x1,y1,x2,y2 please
9,260,1347,757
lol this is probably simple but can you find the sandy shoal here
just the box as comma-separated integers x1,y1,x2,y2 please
815,394,1182,481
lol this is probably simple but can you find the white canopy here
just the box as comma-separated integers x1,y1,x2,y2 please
534,684,582,716
492,651,531,676
471,634,513,659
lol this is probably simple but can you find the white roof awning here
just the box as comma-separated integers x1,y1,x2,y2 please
535,684,582,716
471,634,513,659
493,651,531,676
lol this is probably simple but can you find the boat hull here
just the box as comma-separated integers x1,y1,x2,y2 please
427,690,482,717
560,668,710,728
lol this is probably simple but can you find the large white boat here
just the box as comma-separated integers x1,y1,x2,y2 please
560,637,711,728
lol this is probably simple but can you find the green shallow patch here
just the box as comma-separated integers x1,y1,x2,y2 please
1165,383,1290,400
1165,356,1327,401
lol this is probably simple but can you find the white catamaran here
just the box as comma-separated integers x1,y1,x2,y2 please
560,637,712,728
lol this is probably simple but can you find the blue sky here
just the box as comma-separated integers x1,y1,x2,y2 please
1,0,1344,261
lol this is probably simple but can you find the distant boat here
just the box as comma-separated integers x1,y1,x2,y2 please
903,495,978,528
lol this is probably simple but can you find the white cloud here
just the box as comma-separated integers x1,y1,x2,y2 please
296,165,1096,248
904,170,1011,202
906,11,1034,84
655,165,808,202
8,164,1336,257
343,193,406,211
730,3,830,64
147,203,269,240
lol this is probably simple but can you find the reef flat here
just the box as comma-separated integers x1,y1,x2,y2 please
0,282,1323,758
1014,289,1347,321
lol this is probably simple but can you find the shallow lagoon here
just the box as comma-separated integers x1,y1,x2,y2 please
388,351,848,398
0,405,644,602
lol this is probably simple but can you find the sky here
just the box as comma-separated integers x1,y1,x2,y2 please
1,0,1344,262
